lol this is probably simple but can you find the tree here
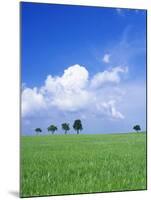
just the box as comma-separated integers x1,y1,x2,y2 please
47,125,58,134
35,128,42,135
73,119,83,134
133,125,141,133
62,123,70,134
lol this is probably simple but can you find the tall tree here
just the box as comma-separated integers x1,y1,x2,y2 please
35,128,42,135
61,123,70,134
73,119,83,134
47,125,58,134
133,125,141,133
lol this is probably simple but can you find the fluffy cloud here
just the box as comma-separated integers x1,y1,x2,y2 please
22,64,128,119
90,66,128,89
22,87,46,117
40,64,90,112
43,64,89,93
102,53,110,63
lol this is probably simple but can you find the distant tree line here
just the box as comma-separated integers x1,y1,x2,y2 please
35,119,83,135
35,121,142,135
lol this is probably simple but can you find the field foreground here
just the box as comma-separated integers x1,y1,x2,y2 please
21,133,146,197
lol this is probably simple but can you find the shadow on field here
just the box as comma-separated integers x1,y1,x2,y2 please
9,190,19,197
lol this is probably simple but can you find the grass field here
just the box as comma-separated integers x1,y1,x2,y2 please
20,133,147,197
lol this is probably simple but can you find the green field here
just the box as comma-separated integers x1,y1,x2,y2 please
20,133,147,197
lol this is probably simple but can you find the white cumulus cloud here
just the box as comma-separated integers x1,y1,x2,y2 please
22,64,128,120
22,87,46,117
90,66,128,89
40,64,90,112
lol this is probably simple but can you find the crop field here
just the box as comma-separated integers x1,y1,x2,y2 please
20,133,147,197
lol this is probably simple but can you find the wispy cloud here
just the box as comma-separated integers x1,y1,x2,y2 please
102,53,110,63
116,8,122,14
101,26,146,69
116,8,126,16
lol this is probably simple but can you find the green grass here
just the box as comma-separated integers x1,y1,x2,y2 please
20,133,147,197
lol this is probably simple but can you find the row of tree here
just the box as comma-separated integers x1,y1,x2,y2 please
35,121,141,135
35,119,83,135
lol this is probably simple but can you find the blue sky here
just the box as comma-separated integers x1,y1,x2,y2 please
21,2,147,134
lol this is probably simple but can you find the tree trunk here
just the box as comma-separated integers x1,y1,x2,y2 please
77,130,79,134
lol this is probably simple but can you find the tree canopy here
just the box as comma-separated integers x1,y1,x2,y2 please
47,125,58,134
73,119,83,134
133,125,141,133
35,128,42,134
62,123,70,134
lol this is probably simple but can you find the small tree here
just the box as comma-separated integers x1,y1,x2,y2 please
73,119,83,134
62,123,70,134
133,125,141,133
47,125,57,134
35,128,42,135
